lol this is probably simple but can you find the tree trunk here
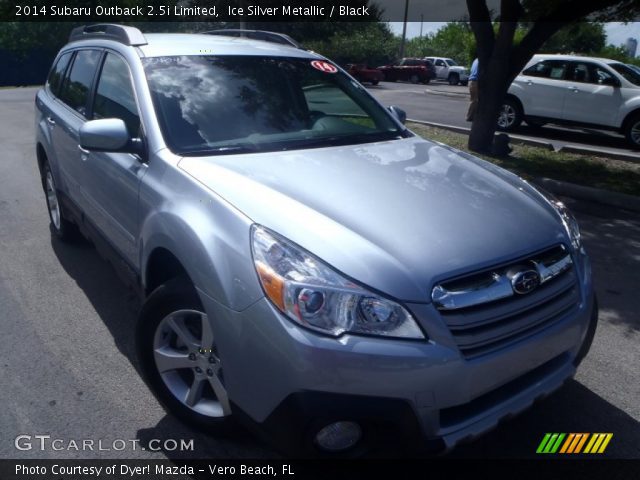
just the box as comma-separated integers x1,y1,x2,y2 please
467,35,513,154
467,81,504,154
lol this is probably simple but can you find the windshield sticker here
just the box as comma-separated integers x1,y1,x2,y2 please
311,61,338,73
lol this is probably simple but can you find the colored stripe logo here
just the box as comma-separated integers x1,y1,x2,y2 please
537,433,613,454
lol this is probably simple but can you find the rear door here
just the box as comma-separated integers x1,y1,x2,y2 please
512,59,570,119
50,49,102,207
40,52,73,192
561,61,623,128
78,51,146,265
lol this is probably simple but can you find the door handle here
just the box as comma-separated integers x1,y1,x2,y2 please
568,86,579,93
526,80,533,85
46,116,56,126
78,144,90,161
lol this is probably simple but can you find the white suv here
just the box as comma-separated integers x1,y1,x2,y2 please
424,57,469,85
499,54,640,149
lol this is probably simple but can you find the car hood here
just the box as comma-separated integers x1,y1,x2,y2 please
179,137,567,303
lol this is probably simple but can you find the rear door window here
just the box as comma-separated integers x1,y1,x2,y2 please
47,52,72,97
58,50,102,117
523,60,569,80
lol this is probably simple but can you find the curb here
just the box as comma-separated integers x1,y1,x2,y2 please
534,178,640,213
425,88,469,98
407,119,640,213
408,119,640,159
407,119,555,150
558,144,639,164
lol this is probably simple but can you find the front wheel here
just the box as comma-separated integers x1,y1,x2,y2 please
448,73,460,86
409,74,419,84
624,113,640,149
137,277,234,431
497,98,523,131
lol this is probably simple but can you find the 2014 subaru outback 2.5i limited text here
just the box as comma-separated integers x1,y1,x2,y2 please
35,24,598,456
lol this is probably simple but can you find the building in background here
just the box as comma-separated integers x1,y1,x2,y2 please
625,37,638,58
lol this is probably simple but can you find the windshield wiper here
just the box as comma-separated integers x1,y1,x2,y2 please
290,131,403,149
180,144,260,156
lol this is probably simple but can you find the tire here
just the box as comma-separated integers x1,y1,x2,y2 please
461,81,468,87
409,74,419,84
423,77,431,85
574,296,598,368
448,73,460,86
136,276,234,432
371,80,379,86
497,97,523,131
41,161,77,242
624,112,640,149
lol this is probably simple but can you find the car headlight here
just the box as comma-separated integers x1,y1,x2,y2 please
251,225,424,339
553,200,581,250
532,186,581,250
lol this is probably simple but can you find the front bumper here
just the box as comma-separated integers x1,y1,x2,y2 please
199,250,595,453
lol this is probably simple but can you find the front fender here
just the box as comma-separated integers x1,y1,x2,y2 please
138,163,264,312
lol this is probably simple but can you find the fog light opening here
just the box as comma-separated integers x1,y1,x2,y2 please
314,421,362,452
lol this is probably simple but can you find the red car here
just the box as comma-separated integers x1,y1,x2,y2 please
378,58,436,84
346,64,384,85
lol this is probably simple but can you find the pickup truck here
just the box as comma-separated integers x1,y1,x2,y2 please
378,58,436,84
424,57,470,85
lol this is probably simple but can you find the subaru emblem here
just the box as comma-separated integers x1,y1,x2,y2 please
511,270,541,295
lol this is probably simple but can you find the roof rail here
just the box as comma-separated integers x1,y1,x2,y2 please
204,29,302,49
69,24,147,46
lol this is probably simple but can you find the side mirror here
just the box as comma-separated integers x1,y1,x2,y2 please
80,119,141,154
388,106,407,125
601,76,621,88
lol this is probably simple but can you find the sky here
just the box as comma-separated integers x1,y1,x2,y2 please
388,22,640,57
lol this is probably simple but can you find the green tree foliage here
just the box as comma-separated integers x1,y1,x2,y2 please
303,22,399,67
405,23,476,65
542,22,606,54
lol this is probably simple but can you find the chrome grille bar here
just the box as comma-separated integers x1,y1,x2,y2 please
432,250,573,311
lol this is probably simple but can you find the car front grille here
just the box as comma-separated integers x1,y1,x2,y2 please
433,245,580,360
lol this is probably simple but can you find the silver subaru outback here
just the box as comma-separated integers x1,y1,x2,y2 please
35,24,597,455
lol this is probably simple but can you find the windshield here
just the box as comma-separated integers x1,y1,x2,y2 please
142,56,406,156
609,62,640,86
445,59,457,66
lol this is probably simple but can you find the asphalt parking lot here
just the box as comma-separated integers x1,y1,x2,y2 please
0,87,639,460
368,81,639,156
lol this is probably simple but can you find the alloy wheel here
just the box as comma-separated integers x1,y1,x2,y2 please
45,170,61,230
153,309,230,418
498,104,517,129
631,120,640,146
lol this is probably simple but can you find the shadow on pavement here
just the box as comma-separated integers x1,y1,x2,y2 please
563,197,640,335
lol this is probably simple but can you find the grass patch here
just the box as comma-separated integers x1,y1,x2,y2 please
408,123,640,197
